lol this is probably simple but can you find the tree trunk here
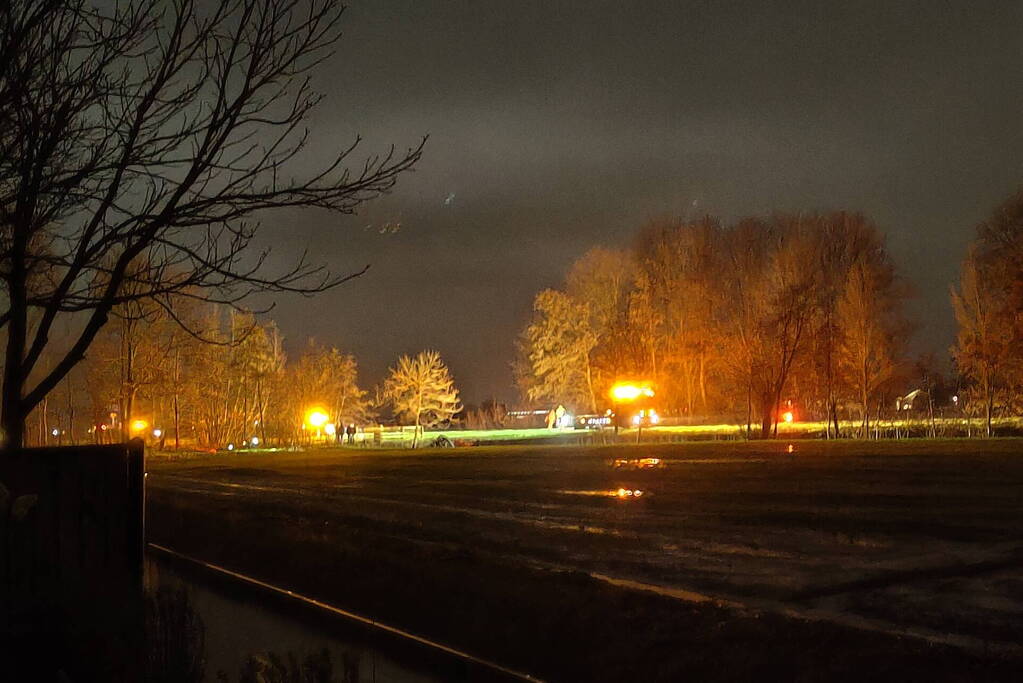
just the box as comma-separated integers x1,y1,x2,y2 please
699,352,708,413
758,388,774,439
172,348,182,449
41,397,49,445
861,383,869,440
66,377,76,445
830,399,840,439
745,378,752,439
585,358,597,414
985,392,993,437
173,393,181,449
2,253,28,449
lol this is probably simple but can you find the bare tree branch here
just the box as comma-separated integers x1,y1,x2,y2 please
0,0,422,446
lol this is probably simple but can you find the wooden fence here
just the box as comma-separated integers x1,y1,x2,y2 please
1,439,145,681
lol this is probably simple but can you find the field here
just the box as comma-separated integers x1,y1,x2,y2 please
147,440,1023,681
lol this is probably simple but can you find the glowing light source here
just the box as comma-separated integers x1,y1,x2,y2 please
131,419,148,432
51,428,59,437
227,443,235,451
250,436,260,446
153,428,163,438
324,423,337,436
306,409,328,428
611,384,641,400
782,411,794,423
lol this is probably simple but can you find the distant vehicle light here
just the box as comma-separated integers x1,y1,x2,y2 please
227,443,234,451
782,411,794,423
250,436,260,446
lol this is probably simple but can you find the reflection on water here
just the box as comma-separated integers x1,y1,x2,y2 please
146,555,440,683
610,457,664,469
557,488,650,500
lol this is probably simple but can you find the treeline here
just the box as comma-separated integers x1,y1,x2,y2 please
951,189,1023,435
24,298,462,449
518,211,912,438
520,189,1023,439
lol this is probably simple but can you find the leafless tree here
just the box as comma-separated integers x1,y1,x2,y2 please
0,0,423,447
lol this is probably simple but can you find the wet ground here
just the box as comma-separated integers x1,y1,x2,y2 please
146,439,1023,679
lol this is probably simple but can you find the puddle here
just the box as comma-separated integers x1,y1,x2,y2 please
558,488,650,500
610,457,665,470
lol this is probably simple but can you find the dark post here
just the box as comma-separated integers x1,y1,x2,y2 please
0,439,146,681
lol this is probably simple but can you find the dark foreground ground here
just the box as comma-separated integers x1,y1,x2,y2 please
147,440,1023,682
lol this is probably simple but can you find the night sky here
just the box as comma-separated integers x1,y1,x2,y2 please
261,0,1023,404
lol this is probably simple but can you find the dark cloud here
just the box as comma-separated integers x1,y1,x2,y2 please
260,0,1023,402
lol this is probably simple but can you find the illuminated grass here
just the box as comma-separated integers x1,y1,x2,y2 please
426,427,573,442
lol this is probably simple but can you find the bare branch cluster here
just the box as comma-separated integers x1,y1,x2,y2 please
0,0,423,445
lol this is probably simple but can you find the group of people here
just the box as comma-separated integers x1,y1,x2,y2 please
341,423,358,444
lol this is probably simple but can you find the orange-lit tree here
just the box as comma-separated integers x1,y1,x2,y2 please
382,351,462,448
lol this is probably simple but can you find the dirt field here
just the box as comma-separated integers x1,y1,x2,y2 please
147,440,1023,681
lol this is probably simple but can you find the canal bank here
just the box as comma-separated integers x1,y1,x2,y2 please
146,546,536,682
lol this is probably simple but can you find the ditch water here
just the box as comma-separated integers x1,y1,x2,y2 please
146,552,454,683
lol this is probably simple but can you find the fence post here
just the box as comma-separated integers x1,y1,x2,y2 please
0,441,146,681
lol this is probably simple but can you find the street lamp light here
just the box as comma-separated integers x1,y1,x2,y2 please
305,408,329,444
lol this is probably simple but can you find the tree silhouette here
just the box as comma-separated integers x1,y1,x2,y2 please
0,0,423,447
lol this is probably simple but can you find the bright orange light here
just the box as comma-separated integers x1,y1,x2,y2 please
782,411,794,423
131,419,148,432
306,409,328,428
610,383,654,401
